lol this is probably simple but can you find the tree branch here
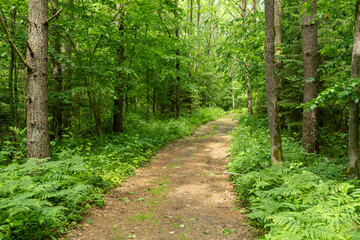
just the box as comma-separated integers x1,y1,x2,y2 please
158,12,172,38
90,7,124,61
0,15,31,70
46,8,62,23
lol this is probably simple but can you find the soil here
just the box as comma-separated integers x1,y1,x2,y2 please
63,114,256,240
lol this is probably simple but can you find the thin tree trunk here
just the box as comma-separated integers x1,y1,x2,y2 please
242,0,253,116
8,7,16,123
265,0,282,164
301,0,319,153
146,72,150,110
275,0,281,89
51,2,62,138
195,0,200,83
153,87,156,113
62,0,73,129
189,0,193,79
27,0,50,159
348,0,360,179
113,8,125,133
175,0,181,118
246,80,253,116
14,56,18,126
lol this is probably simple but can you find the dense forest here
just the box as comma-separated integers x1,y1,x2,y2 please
1,0,360,239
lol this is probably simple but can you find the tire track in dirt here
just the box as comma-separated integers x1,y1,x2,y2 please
64,114,255,240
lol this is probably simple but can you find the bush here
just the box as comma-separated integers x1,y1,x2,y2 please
229,115,360,239
0,107,225,239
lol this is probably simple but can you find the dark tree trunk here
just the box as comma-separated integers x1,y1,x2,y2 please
246,81,253,116
153,88,156,113
27,0,50,159
62,0,73,130
50,3,62,139
265,0,282,164
242,0,253,116
195,0,200,83
275,0,281,89
348,0,360,179
8,7,16,123
301,0,319,153
175,0,181,118
113,11,125,133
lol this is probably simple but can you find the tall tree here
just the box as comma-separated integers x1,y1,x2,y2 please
175,0,181,118
274,0,281,89
242,0,253,116
195,0,200,83
301,0,319,153
8,6,16,124
113,4,125,133
50,1,63,138
265,0,282,164
26,0,51,158
348,0,360,179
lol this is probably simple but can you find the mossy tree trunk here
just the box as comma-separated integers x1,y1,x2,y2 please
265,0,282,164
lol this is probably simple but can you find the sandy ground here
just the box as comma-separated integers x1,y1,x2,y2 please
63,114,255,240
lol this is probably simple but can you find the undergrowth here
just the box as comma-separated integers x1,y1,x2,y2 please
229,114,360,240
0,107,225,240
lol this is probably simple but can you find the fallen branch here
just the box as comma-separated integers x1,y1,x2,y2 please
223,171,243,176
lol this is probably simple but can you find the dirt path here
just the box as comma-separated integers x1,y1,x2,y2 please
64,115,255,240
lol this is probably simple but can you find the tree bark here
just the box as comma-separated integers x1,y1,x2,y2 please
175,0,181,118
50,2,63,139
265,0,282,164
153,87,157,113
62,0,73,130
113,9,125,133
301,0,319,153
348,0,360,179
195,0,200,83
242,0,253,116
27,0,50,159
8,7,16,123
189,0,193,79
275,0,281,89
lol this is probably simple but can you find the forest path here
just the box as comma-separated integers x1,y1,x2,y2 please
64,114,255,240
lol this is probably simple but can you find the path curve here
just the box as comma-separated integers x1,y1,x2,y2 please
64,114,254,240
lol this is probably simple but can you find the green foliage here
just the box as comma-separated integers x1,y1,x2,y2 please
230,115,360,239
0,157,93,239
0,107,224,239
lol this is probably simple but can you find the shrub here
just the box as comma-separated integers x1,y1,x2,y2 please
229,115,360,239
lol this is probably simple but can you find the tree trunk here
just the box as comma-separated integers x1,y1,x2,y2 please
301,0,319,153
242,0,253,116
348,0,360,179
189,0,193,79
175,0,181,118
195,0,200,83
153,87,156,113
51,3,63,139
246,81,253,116
8,7,16,124
62,0,73,130
113,10,125,133
265,0,282,164
275,0,281,89
27,0,50,159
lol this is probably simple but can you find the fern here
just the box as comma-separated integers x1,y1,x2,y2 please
230,115,360,239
